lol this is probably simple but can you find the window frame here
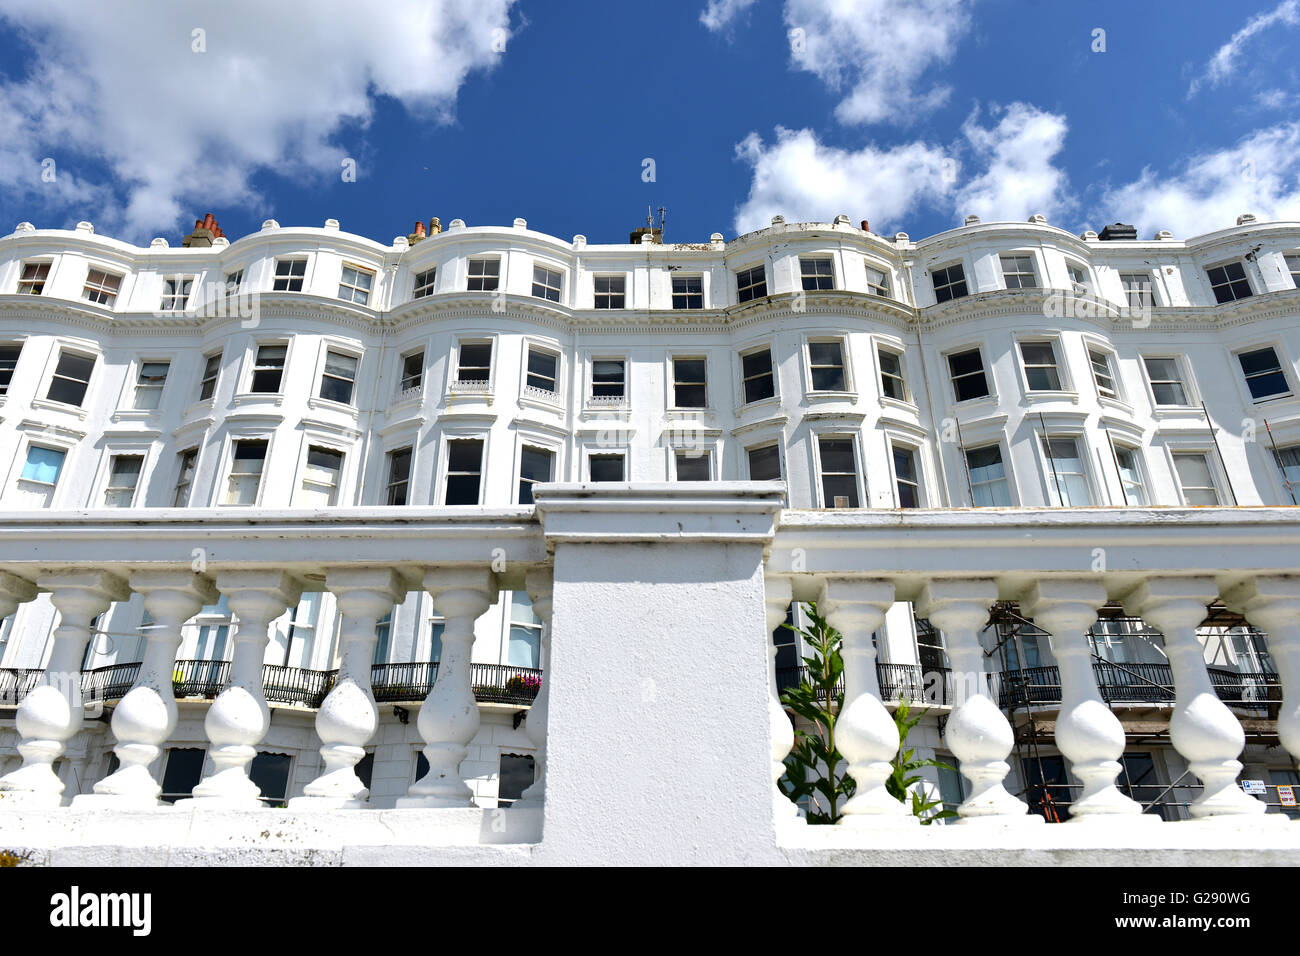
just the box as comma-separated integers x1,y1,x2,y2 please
412,266,437,299
1086,343,1122,402
1169,449,1224,507
398,347,425,396
442,436,487,506
0,341,24,397
172,447,199,507
588,355,627,404
453,338,494,388
746,442,783,482
385,445,414,506
221,437,272,507
246,340,290,395
964,442,1015,507
814,433,864,509
799,256,835,292
739,345,776,406
876,344,909,404
131,358,171,411
999,253,1039,290
466,256,501,292
17,260,52,295
44,346,98,408
198,350,223,403
735,264,768,303
1111,442,1150,507
102,452,146,508
593,273,627,310
159,274,195,312
1016,337,1070,394
15,440,70,494
670,355,709,409
1205,260,1253,304
1038,432,1097,507
1120,271,1157,309
338,263,375,306
1234,343,1293,404
530,264,564,303
931,262,968,303
671,274,705,310
296,442,347,507
863,260,891,297
522,342,562,401
804,336,851,395
517,442,557,505
316,346,361,406
1140,354,1195,409
945,346,993,404
587,451,626,482
1285,252,1300,290
82,267,123,307
272,257,308,293
888,441,923,508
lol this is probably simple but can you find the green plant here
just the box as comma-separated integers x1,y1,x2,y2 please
886,698,958,825
777,602,855,824
0,849,33,867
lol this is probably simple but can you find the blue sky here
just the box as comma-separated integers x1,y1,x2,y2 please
0,0,1298,245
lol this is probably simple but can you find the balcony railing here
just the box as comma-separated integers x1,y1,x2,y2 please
776,663,956,706
0,659,544,710
998,662,1282,713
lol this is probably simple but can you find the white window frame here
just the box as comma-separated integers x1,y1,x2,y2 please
531,264,564,303
669,355,709,410
1140,354,1196,409
453,338,495,388
515,438,559,505
11,436,74,503
1015,336,1071,394
888,440,924,508
813,432,865,509
82,267,123,307
17,260,52,295
1085,341,1122,403
1120,271,1157,309
272,257,308,292
1168,449,1225,507
198,350,222,403
159,275,195,312
1205,259,1254,304
40,345,99,411
746,442,783,482
875,343,909,404
593,273,627,310
466,256,501,292
219,436,273,507
804,336,851,395
294,441,347,507
799,256,836,292
963,441,1016,507
863,260,891,297
172,447,199,507
102,452,147,508
1111,442,1150,507
672,446,714,481
670,274,705,310
1233,343,1294,404
588,355,627,406
735,264,768,303
245,339,291,396
999,253,1038,290
338,263,375,306
945,345,994,404
521,340,563,403
412,266,437,299
586,450,626,483
1285,252,1300,290
931,262,968,303
315,344,362,407
130,358,171,411
398,347,425,396
1038,432,1097,507
384,444,415,506
739,344,777,406
441,434,488,506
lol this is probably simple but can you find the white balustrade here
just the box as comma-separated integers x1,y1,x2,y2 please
1223,576,1300,768
916,578,1036,823
181,572,302,808
291,569,405,809
0,571,129,807
74,571,217,807
1020,580,1149,821
819,578,913,826
1124,578,1266,818
398,568,497,808
513,567,553,811
763,575,799,823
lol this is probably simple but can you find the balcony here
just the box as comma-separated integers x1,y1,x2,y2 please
998,662,1282,714
0,489,1297,865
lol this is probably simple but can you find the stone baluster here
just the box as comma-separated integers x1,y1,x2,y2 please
1223,576,1300,769
1125,577,1264,818
819,578,913,826
291,569,404,808
0,571,36,636
181,572,301,808
917,578,1035,822
398,568,497,808
763,575,799,823
74,571,217,807
0,571,128,807
1021,580,1150,821
513,567,553,811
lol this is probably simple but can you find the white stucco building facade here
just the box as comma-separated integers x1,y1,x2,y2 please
0,210,1298,863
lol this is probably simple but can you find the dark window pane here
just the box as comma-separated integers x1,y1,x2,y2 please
748,445,781,481
811,366,846,391
498,753,536,805
160,748,206,803
675,452,710,480
250,752,293,805
590,455,624,482
819,439,856,474
447,440,483,472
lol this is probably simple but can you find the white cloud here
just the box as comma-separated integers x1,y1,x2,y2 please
1188,0,1300,97
784,0,971,125
731,127,956,234
732,102,1073,235
1095,122,1300,238
955,103,1071,223
0,0,516,238
700,0,758,31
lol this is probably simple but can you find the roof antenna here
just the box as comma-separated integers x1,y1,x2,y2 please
647,205,653,228
658,205,666,241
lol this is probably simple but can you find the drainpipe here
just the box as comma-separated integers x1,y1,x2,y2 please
903,255,952,506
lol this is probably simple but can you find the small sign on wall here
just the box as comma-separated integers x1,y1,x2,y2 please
1278,785,1297,807
1241,779,1267,795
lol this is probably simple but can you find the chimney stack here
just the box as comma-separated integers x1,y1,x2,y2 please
181,213,224,247
408,220,427,244
429,217,441,235
860,219,870,232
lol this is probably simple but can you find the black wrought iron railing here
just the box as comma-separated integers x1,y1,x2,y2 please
998,662,1281,714
0,659,544,710
775,663,955,706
